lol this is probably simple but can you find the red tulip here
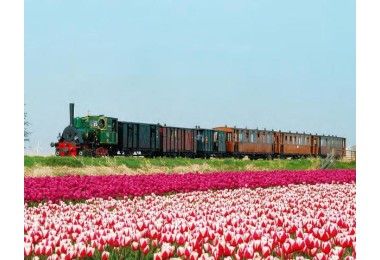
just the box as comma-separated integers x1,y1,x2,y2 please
314,252,328,260
277,231,287,243
176,234,185,245
142,245,150,255
47,254,59,260
282,242,292,254
305,235,315,249
177,247,185,257
24,244,32,256
262,246,271,258
327,225,338,237
295,237,305,251
153,253,162,260
318,229,330,242
321,241,332,254
244,247,254,258
161,248,170,259
87,247,95,257
131,241,139,251
190,251,199,260
101,251,109,260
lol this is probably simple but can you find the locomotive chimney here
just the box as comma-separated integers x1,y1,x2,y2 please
69,103,74,126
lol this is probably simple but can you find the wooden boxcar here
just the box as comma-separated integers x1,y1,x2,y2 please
160,126,197,157
117,121,160,157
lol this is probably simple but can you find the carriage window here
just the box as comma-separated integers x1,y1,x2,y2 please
214,132,218,142
239,132,243,142
227,132,232,142
290,136,292,144
251,133,254,143
246,132,249,142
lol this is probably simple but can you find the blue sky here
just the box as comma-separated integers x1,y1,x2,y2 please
24,0,356,154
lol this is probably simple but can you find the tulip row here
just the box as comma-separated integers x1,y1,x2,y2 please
24,182,356,259
24,169,355,203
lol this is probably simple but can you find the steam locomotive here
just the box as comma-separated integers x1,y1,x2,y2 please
51,103,346,159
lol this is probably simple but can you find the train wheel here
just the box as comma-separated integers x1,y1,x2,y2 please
95,147,109,157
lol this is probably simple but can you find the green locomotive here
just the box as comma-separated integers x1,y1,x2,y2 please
51,104,118,156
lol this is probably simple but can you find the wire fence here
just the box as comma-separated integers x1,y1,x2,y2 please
343,150,356,161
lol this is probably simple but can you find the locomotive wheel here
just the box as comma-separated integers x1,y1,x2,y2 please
95,147,109,157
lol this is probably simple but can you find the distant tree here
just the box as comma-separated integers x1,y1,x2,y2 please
351,145,356,151
24,104,31,142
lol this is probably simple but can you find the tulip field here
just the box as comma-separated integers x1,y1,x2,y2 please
24,169,356,259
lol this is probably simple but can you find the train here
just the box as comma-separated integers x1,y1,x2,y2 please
51,103,346,159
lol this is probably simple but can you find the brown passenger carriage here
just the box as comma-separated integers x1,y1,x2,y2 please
213,126,274,159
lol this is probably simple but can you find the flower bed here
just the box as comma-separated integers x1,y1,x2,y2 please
24,169,355,203
24,182,356,259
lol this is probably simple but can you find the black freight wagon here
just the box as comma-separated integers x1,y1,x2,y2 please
195,128,226,158
117,121,160,157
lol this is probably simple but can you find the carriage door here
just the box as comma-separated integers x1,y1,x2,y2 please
311,135,318,156
274,132,281,154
